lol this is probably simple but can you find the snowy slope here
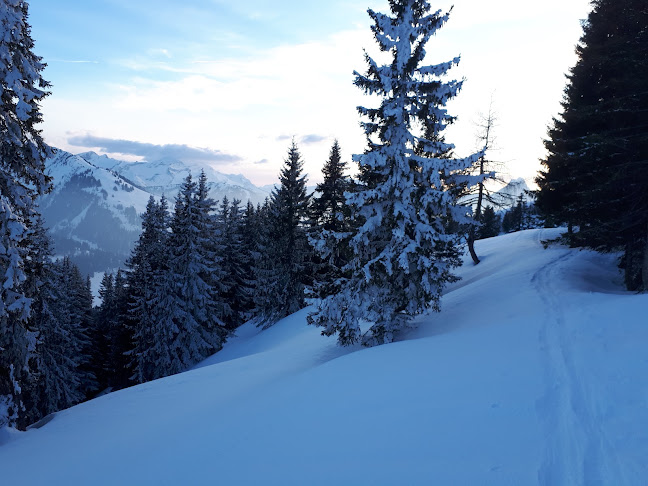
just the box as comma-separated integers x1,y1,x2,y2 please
2,229,647,485
79,152,271,205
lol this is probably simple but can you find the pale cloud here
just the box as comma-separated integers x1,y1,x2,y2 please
68,134,242,165
50,59,99,64
148,48,172,58
39,0,592,186
301,134,328,145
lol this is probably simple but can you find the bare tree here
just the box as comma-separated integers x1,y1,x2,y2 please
464,96,508,264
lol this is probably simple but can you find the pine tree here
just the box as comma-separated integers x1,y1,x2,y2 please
90,272,114,392
29,260,82,419
23,253,94,425
477,205,501,239
216,197,251,330
0,0,52,428
128,195,176,384
307,140,353,318
463,100,499,264
255,142,311,327
536,0,648,289
237,201,260,321
165,174,226,370
311,0,481,346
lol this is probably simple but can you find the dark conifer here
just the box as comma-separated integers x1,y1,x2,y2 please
256,142,311,327
307,140,353,316
477,206,501,239
0,1,52,428
536,0,648,289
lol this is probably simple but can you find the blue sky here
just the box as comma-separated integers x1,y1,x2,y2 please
27,0,591,185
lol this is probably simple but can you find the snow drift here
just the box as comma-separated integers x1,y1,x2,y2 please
1,228,646,485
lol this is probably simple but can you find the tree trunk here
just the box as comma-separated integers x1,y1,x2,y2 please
468,228,480,265
624,238,643,291
642,222,648,292
567,221,575,247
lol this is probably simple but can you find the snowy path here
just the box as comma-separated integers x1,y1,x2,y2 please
532,247,612,485
1,229,647,485
531,230,636,485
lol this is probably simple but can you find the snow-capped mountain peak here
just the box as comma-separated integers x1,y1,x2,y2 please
40,149,271,275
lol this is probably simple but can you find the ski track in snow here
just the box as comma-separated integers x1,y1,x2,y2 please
532,230,622,486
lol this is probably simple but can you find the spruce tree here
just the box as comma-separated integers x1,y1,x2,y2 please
105,269,132,389
217,197,251,330
310,0,481,346
165,174,226,370
256,142,311,327
0,0,52,428
24,255,94,425
128,196,176,384
536,0,648,289
237,201,260,321
90,272,114,392
476,205,501,239
307,140,353,318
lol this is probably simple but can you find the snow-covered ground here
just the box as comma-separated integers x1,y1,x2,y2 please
2,229,647,485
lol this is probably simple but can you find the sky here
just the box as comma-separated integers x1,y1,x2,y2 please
27,0,592,186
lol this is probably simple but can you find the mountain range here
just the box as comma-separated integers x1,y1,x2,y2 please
39,149,270,276
39,149,532,277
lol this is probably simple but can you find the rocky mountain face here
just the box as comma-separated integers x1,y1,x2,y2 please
39,150,270,276
492,177,534,208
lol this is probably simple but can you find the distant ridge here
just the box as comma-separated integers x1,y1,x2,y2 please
40,149,271,275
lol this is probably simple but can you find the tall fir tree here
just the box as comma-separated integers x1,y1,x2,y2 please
476,205,501,239
216,197,251,330
255,142,311,327
310,0,481,346
127,195,176,384
237,200,260,321
536,0,648,289
165,174,226,370
24,254,94,426
0,1,52,428
106,269,131,389
307,140,354,315
90,272,114,392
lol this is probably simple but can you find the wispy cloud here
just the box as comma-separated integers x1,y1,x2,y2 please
51,59,99,64
68,134,242,165
301,134,328,145
254,158,269,165
148,48,172,58
276,135,292,142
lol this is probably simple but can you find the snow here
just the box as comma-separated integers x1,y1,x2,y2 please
77,151,270,204
1,228,647,485
44,150,151,232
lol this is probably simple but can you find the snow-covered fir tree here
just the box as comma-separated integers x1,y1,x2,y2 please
29,258,93,421
0,0,52,428
127,195,175,384
255,142,311,328
216,197,252,330
310,0,481,346
165,174,226,370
